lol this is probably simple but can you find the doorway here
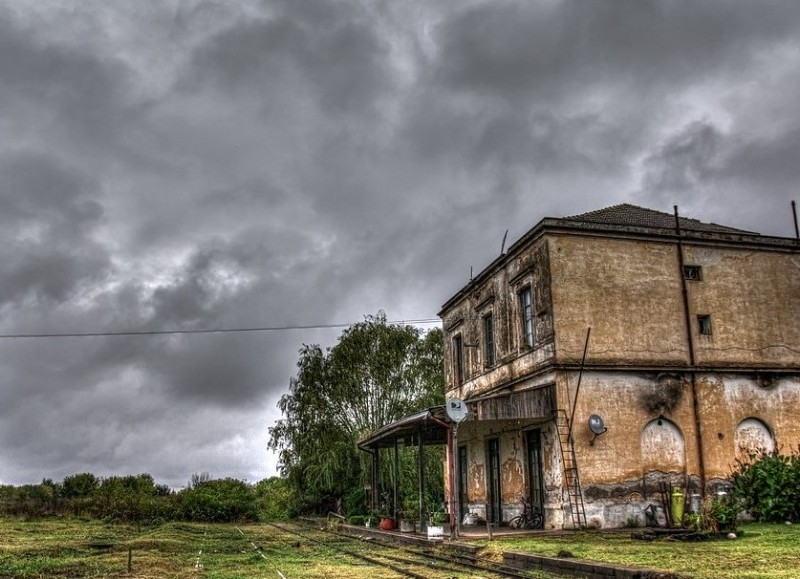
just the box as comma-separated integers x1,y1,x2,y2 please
458,445,468,521
526,429,545,528
486,438,502,524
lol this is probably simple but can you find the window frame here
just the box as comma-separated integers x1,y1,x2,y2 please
519,286,534,348
452,333,465,383
683,265,703,281
483,312,495,367
697,314,713,336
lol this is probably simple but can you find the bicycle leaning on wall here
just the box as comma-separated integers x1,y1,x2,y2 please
508,495,544,530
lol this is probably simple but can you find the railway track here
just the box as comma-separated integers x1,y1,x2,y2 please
266,520,548,579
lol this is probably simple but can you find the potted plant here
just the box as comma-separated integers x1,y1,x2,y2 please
400,496,419,533
427,510,447,540
379,514,395,531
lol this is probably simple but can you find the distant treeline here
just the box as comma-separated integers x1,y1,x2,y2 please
0,473,294,523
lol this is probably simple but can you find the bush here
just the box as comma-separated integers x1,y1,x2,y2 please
731,449,800,523
343,486,368,518
254,477,295,521
705,495,742,533
176,478,258,522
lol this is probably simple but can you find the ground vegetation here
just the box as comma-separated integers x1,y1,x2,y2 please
0,474,289,524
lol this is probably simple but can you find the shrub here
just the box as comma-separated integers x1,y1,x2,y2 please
625,516,641,528
343,486,368,518
176,478,258,522
731,450,800,523
705,495,742,533
254,477,295,521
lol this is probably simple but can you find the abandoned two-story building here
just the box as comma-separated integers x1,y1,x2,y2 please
437,203,800,529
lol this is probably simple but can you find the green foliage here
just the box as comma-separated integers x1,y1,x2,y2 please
176,478,258,522
681,495,742,534
268,312,445,513
93,474,172,523
0,472,286,525
254,477,295,521
343,485,368,518
61,473,99,498
705,495,742,533
731,449,800,523
624,516,641,528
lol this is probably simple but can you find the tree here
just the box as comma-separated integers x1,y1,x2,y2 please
268,313,444,512
62,473,99,498
255,476,296,520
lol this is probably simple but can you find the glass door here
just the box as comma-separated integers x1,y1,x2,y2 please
526,429,545,528
487,438,501,524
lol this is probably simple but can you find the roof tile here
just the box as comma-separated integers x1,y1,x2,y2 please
564,203,757,234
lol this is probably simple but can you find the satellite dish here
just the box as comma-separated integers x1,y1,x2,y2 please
446,398,469,423
588,414,605,435
588,414,608,445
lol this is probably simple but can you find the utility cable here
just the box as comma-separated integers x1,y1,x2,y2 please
0,318,441,340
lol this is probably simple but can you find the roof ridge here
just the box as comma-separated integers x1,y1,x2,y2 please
563,203,758,235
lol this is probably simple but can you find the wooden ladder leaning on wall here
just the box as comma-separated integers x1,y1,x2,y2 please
556,408,587,529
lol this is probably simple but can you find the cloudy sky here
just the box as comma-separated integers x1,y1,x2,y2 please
1,0,799,488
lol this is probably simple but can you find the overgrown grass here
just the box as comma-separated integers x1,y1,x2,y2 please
477,523,800,578
4,517,557,578
13,517,796,578
0,518,409,578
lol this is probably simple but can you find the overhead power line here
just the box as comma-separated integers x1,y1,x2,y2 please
0,318,442,340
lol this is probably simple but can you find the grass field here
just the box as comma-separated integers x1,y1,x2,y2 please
2,517,799,578
0,518,413,578
477,523,800,579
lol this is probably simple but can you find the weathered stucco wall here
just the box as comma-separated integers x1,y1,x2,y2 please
562,371,699,487
440,221,800,529
695,373,800,480
442,238,554,400
549,235,800,369
548,236,690,366
561,369,800,527
455,418,564,529
683,246,800,368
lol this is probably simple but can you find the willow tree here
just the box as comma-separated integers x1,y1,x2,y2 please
268,313,444,514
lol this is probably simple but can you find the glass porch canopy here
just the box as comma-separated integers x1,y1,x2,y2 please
357,406,451,523
357,406,450,451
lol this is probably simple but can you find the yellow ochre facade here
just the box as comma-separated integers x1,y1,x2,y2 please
439,204,800,529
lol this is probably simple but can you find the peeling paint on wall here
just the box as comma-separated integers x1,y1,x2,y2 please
734,418,775,462
441,209,800,529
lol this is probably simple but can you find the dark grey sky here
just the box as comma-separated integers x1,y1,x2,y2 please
1,0,799,488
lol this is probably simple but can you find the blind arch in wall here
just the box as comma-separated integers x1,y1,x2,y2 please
641,418,686,483
734,418,775,463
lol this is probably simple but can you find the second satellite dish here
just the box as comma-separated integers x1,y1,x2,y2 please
446,398,469,423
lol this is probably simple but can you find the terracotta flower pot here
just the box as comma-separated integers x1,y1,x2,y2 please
379,517,395,531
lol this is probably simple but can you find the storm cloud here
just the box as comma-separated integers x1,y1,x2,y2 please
0,0,798,487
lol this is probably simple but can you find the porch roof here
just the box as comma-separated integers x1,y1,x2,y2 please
357,406,450,451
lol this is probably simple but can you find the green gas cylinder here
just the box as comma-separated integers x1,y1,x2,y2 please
671,488,685,526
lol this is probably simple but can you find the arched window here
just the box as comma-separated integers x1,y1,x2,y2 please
734,418,775,463
641,418,686,475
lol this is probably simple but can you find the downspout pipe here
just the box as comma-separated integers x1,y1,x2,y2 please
674,206,707,495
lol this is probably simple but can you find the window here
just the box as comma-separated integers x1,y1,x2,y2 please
453,334,464,383
697,315,712,336
519,287,534,347
683,265,702,281
483,313,495,367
